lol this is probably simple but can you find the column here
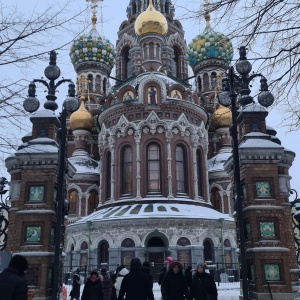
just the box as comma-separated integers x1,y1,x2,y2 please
166,131,174,199
192,144,199,200
135,130,142,200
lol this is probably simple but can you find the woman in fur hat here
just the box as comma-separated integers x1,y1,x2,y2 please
81,270,105,300
161,261,189,300
189,262,217,300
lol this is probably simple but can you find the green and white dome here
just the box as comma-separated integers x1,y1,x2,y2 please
188,15,233,68
70,15,116,69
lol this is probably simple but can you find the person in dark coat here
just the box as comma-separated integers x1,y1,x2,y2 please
117,257,154,300
81,270,105,300
70,268,81,300
161,261,189,300
100,267,113,300
141,261,154,299
158,267,167,298
184,266,193,290
189,262,218,300
0,254,28,300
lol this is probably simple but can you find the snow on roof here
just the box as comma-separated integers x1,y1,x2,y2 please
240,102,268,113
73,203,233,225
68,156,99,174
30,109,58,118
16,143,58,154
208,149,232,172
240,132,283,149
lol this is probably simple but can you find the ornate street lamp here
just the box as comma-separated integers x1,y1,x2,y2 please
0,177,10,251
23,51,79,300
218,46,274,300
290,189,300,267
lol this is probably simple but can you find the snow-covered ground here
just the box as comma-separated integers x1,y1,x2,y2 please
63,282,240,300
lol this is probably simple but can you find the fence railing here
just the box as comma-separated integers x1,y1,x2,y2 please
63,262,239,285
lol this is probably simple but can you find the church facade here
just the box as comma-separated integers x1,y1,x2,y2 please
5,0,299,299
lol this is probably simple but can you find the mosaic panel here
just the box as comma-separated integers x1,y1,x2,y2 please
29,186,44,201
260,222,275,237
264,264,280,281
245,223,251,240
25,226,41,242
256,181,271,197
250,264,255,283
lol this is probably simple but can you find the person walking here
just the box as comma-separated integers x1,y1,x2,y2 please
158,267,167,298
81,270,105,300
100,267,113,300
161,261,189,300
114,265,129,299
184,266,193,291
189,262,218,300
70,268,81,300
117,257,154,300
0,254,28,300
141,261,154,299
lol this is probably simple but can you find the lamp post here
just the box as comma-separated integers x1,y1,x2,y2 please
23,51,79,300
0,177,10,251
290,189,300,268
218,46,274,300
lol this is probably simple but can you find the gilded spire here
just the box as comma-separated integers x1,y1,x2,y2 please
86,0,103,30
204,0,211,28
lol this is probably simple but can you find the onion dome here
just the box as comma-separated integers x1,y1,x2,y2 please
212,105,232,128
135,0,168,36
188,12,233,68
69,14,116,69
69,96,94,131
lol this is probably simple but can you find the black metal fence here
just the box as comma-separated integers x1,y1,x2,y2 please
64,262,239,285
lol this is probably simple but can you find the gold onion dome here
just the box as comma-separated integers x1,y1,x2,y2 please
69,96,94,131
212,105,232,128
134,0,168,36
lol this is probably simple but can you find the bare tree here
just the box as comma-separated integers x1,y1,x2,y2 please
0,0,87,172
177,0,300,129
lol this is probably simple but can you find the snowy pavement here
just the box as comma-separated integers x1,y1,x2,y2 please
64,282,240,299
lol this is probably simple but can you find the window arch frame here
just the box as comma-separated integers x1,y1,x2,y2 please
146,143,162,195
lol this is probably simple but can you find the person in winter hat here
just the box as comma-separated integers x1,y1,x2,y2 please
0,254,29,300
81,270,104,300
189,262,217,300
117,257,154,300
70,268,81,300
100,267,112,300
161,261,189,300
114,265,129,298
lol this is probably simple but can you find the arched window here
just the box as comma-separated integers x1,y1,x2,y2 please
147,144,161,194
132,2,137,14
211,72,217,89
122,47,131,80
177,237,191,246
121,238,135,247
203,239,214,261
172,47,181,78
196,150,203,197
106,152,111,201
103,78,107,95
165,0,169,13
197,76,202,93
80,242,88,267
88,190,98,214
122,146,133,195
224,239,231,247
211,188,221,211
68,190,78,215
176,145,186,194
88,74,93,91
98,241,109,265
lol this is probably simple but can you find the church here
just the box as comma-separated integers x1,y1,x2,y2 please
5,0,299,299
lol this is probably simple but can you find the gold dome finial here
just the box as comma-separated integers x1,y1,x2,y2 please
134,0,168,36
86,0,103,31
204,0,211,28
69,95,94,131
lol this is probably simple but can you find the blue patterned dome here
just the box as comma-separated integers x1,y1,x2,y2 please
70,24,116,69
188,20,233,68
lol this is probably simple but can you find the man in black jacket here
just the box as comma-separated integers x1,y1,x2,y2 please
0,254,28,300
117,257,154,300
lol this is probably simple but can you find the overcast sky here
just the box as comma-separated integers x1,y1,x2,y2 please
2,0,300,196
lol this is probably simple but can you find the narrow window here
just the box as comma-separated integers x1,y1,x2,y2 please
68,190,78,215
176,145,186,194
122,146,133,195
197,150,203,197
98,241,109,265
203,239,214,261
106,152,111,201
88,74,93,91
88,190,98,214
147,144,161,193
